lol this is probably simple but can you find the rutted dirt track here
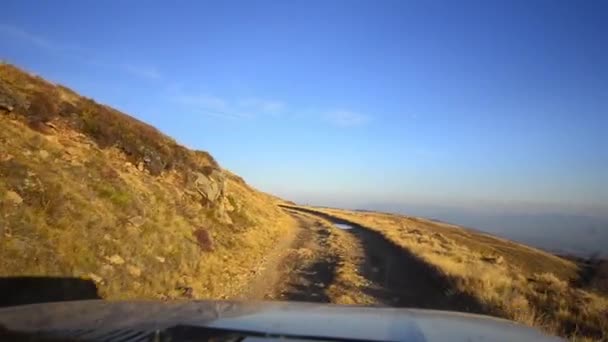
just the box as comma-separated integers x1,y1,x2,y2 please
244,206,486,314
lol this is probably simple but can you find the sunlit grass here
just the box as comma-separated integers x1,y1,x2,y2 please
304,207,608,341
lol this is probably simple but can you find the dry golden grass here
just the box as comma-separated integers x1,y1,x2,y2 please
303,207,608,341
0,64,293,301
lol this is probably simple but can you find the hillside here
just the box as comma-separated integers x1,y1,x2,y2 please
0,63,294,300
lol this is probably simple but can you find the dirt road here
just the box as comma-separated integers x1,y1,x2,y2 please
242,206,486,313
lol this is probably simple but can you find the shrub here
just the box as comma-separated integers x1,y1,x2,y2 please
26,91,58,126
193,228,214,252
2,63,221,178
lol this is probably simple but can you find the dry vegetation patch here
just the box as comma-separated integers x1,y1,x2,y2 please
299,206,608,341
0,63,292,302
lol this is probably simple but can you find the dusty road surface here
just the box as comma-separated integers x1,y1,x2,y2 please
241,206,486,314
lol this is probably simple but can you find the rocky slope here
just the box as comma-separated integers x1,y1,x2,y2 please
0,63,294,300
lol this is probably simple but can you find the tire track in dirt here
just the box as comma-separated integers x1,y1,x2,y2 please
281,206,487,313
275,213,338,302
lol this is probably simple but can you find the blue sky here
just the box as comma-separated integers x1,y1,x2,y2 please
2,0,607,217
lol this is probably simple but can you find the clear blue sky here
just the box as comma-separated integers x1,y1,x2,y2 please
2,0,607,217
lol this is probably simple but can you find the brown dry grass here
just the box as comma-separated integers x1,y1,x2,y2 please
0,63,293,301
0,62,217,176
299,207,608,341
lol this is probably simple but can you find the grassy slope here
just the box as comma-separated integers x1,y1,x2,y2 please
0,63,294,300
301,206,607,341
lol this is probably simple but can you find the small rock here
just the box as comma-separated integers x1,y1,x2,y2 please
106,254,125,265
100,264,114,274
127,265,141,277
143,156,151,163
481,255,505,264
178,286,194,298
155,256,166,263
38,150,49,159
126,225,140,234
88,273,103,284
128,216,145,228
137,162,145,171
103,234,111,241
0,103,14,112
4,190,23,205
408,229,423,235
0,153,13,162
45,122,58,129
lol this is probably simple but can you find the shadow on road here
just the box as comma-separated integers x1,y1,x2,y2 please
278,213,338,303
282,205,488,314
281,258,337,302
0,277,100,307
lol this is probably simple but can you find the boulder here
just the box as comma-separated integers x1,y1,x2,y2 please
4,190,23,205
194,170,225,204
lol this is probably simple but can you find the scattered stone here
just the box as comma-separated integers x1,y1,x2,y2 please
223,198,235,212
481,255,505,265
3,227,12,238
45,122,57,129
432,232,450,244
177,286,194,298
100,264,114,274
4,190,23,205
127,265,142,277
0,84,16,111
126,225,140,234
155,256,166,263
88,273,103,284
128,216,145,228
103,234,111,241
137,162,145,171
38,150,49,159
0,153,13,162
0,103,13,112
106,254,125,265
